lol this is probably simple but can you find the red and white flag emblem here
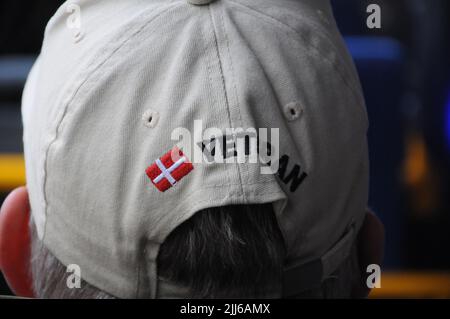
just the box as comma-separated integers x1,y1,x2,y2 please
146,147,194,192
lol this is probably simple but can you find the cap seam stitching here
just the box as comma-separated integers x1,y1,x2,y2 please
208,5,246,203
217,3,251,193
227,0,365,114
40,2,183,243
39,3,183,298
201,9,234,191
229,0,357,81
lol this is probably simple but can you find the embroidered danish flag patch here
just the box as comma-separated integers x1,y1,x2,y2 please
146,147,194,192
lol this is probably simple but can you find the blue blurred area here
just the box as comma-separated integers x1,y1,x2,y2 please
345,37,404,62
0,56,35,91
0,56,35,153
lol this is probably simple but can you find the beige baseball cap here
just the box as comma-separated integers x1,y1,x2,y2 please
21,0,369,298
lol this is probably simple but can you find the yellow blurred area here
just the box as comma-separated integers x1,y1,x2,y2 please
403,133,429,186
370,272,450,299
402,133,439,215
0,154,25,192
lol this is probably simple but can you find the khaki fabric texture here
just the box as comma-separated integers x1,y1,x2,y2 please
22,0,369,298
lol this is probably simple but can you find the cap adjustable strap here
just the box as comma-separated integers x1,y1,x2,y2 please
282,224,356,298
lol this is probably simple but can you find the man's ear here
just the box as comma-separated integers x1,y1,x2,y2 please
0,187,34,297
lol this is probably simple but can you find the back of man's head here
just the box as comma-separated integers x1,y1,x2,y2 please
19,0,369,298
31,204,286,298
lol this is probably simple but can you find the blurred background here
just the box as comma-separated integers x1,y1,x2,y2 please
0,0,449,298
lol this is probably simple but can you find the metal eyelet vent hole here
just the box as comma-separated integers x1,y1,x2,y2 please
142,110,160,128
284,102,303,121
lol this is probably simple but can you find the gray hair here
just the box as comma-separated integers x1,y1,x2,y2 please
30,220,115,299
30,204,286,299
30,204,360,299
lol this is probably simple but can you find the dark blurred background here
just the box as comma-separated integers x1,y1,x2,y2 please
331,0,450,297
0,0,449,298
